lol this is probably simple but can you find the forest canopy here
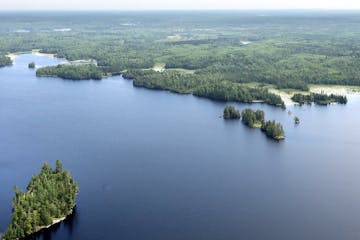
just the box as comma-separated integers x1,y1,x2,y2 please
1,12,359,104
3,160,79,240
291,93,347,105
223,106,241,119
0,55,12,68
36,64,103,80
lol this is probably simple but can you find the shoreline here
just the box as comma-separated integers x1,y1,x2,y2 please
269,84,360,106
33,208,74,237
1,208,75,240
6,49,97,64
5,52,360,107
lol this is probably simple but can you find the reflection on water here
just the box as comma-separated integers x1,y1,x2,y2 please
25,208,78,240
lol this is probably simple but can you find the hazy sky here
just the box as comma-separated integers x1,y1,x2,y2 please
2,0,360,10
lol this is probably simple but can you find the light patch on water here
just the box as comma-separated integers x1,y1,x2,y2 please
54,28,72,32
241,41,252,45
15,29,30,33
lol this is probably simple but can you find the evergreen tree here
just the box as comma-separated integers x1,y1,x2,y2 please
3,161,78,240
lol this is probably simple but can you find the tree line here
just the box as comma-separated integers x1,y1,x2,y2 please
291,93,347,105
124,70,285,108
223,106,285,140
36,64,103,80
0,55,12,68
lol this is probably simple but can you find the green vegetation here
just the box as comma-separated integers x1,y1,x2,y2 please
0,55,12,67
239,109,285,140
291,93,347,105
36,64,103,80
124,70,285,107
294,116,300,124
223,106,241,119
241,109,265,128
261,121,285,140
1,11,360,104
28,62,35,68
3,160,78,240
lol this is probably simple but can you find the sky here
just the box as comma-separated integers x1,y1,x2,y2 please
1,0,360,11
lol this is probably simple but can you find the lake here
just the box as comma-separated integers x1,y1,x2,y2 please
1,54,360,240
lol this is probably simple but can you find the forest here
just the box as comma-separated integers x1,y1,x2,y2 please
223,106,241,119
222,107,285,140
241,109,265,128
291,93,348,105
3,161,78,240
1,11,360,104
36,64,104,80
124,70,285,107
261,120,285,140
0,55,12,68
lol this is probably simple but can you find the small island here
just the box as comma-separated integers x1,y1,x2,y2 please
294,116,300,124
3,160,78,240
28,62,35,68
241,109,265,128
261,120,285,140
0,55,12,68
223,106,241,119
292,93,347,105
36,64,103,80
222,107,285,140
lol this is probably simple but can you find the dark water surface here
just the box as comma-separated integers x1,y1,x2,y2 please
1,54,360,240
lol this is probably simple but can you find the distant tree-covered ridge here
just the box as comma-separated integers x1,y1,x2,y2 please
4,12,360,92
3,160,78,240
291,93,347,105
0,55,12,67
36,64,103,80
3,13,360,105
223,106,241,119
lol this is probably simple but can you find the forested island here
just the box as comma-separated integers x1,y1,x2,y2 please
36,64,103,80
2,160,78,240
223,106,285,140
291,93,347,105
261,121,285,140
0,55,12,68
223,106,241,119
28,62,35,69
241,109,265,128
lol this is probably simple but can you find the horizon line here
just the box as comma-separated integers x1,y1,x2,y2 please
2,8,360,11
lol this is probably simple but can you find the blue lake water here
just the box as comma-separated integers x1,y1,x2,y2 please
1,54,360,240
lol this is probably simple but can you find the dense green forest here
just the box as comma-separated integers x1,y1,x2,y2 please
261,121,285,140
241,109,265,128
36,64,103,80
0,55,12,67
28,62,35,69
3,161,78,240
1,11,360,103
124,70,285,107
291,93,347,105
222,107,285,140
223,106,241,119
